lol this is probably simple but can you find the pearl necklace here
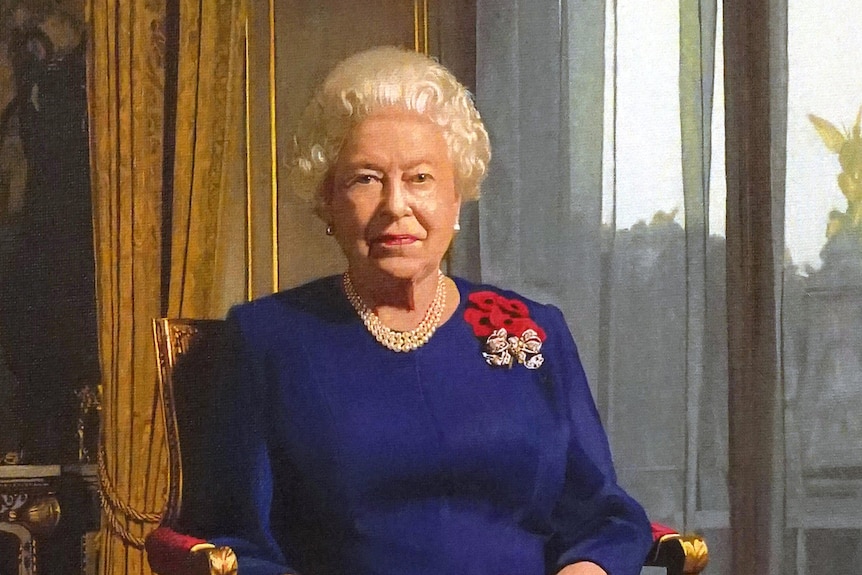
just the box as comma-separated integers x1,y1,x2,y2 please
342,270,446,352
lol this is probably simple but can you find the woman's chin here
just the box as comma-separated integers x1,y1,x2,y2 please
356,257,439,284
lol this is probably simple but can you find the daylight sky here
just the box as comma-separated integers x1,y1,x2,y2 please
603,0,862,271
786,0,862,269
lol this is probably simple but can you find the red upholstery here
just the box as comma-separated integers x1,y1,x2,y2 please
645,521,710,575
145,527,209,575
651,521,680,540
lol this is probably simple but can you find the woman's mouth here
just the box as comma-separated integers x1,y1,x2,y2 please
375,234,419,247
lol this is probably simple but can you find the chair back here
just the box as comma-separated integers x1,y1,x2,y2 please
152,318,229,527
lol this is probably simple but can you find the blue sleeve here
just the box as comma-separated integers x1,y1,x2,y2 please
543,305,653,575
179,307,294,575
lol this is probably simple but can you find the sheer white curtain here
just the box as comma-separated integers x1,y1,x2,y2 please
458,0,737,572
453,0,605,387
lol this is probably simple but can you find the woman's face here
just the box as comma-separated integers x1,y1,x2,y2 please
324,108,460,284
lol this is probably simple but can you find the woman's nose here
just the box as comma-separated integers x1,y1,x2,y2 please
381,178,412,217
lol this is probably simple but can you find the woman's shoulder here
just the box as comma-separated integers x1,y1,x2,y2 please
226,275,350,330
453,277,563,317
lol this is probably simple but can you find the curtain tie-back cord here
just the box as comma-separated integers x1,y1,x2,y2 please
97,446,162,549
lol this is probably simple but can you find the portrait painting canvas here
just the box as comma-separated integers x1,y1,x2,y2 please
1,1,861,574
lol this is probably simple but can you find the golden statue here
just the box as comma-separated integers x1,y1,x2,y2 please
809,107,862,238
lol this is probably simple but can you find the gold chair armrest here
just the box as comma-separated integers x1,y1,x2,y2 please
659,533,709,574
189,545,238,575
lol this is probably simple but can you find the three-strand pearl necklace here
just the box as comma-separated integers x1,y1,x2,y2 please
342,270,446,352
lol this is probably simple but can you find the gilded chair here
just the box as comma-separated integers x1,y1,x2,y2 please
146,318,238,575
144,318,708,575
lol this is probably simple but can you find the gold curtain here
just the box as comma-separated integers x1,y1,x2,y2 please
87,0,248,573
87,1,167,574
169,0,248,319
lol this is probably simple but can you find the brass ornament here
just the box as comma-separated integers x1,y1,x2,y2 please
203,546,239,575
659,533,709,574
20,497,61,537
0,494,60,538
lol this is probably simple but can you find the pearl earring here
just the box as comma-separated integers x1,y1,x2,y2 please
453,222,461,232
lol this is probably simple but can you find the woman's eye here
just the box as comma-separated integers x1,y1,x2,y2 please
413,173,431,183
351,174,378,186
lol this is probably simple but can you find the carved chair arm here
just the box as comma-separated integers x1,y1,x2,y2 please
145,526,238,575
645,522,709,575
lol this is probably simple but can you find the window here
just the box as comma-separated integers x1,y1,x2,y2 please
602,2,730,572
784,1,862,572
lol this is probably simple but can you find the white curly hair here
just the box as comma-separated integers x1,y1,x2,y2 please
287,46,491,214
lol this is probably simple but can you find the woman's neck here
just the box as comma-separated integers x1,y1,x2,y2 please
346,267,442,331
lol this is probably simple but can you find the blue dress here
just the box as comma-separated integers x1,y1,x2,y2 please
188,275,651,575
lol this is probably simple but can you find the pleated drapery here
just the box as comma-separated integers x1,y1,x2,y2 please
723,0,788,572
168,0,248,320
87,3,167,573
469,0,605,386
679,0,717,532
473,1,787,573
86,1,247,573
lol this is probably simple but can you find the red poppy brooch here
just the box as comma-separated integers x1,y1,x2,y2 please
464,291,546,369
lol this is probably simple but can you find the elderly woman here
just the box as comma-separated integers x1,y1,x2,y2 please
196,46,652,575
